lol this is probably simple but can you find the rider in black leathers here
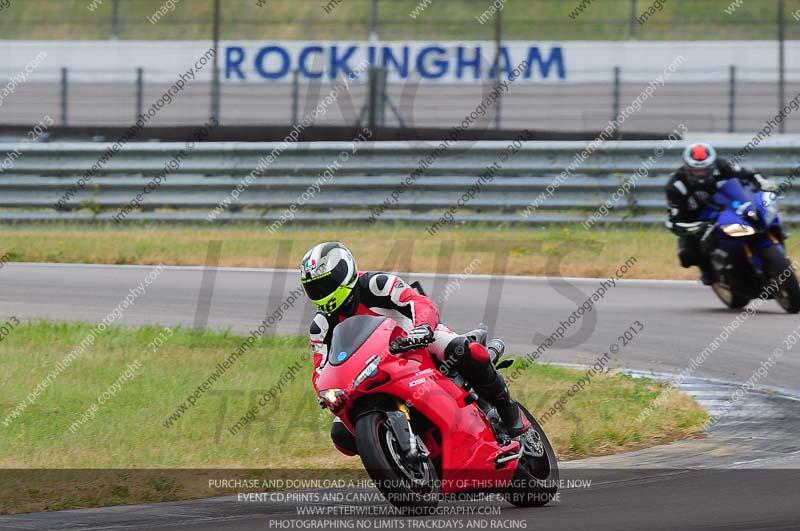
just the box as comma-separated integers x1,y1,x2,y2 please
665,142,777,285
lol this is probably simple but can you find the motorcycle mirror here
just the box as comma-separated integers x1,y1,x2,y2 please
495,359,514,370
410,281,427,296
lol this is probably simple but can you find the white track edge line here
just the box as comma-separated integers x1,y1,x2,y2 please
2,262,699,286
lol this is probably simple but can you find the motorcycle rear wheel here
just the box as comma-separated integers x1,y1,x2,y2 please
502,405,559,507
355,411,439,514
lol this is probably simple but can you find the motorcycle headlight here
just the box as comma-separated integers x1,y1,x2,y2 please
319,388,347,412
352,355,382,389
721,223,756,237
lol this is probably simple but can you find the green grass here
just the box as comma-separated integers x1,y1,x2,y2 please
0,222,739,279
1,0,798,41
0,321,708,513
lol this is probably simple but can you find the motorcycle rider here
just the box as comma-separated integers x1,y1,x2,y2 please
300,242,528,456
666,142,777,285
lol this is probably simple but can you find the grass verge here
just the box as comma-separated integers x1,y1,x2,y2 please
4,222,789,279
0,0,784,41
0,321,708,513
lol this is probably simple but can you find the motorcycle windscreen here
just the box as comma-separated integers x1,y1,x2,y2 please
328,315,387,366
714,177,755,207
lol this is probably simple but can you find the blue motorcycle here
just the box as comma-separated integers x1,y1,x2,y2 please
675,178,800,313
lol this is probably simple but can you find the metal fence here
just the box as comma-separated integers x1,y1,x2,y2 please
6,65,800,134
3,1,800,133
1,140,798,224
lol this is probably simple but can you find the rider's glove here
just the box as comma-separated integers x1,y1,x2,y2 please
760,178,781,193
753,173,780,193
391,324,435,353
673,221,707,236
407,324,434,344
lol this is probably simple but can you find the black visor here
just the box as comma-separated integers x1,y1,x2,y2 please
301,260,350,301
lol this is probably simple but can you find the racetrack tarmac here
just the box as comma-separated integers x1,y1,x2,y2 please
2,262,799,389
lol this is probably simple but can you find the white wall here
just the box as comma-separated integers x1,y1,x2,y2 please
0,40,795,84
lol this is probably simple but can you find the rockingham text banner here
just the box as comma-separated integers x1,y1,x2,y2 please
0,40,796,84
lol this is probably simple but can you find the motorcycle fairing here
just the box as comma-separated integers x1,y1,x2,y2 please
316,316,519,493
699,178,784,273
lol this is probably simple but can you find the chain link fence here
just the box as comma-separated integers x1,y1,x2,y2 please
5,64,800,134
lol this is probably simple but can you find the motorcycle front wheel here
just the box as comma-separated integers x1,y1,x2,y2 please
710,282,750,309
761,245,800,313
355,411,439,514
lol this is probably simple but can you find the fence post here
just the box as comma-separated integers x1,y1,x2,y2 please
367,65,380,131
291,69,299,125
612,66,621,128
60,67,68,127
211,67,220,123
778,0,786,133
494,7,502,129
111,0,120,39
494,83,502,129
136,67,143,120
728,65,736,133
210,0,221,123
379,67,388,127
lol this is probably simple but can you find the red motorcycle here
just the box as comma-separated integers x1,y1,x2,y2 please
316,313,559,513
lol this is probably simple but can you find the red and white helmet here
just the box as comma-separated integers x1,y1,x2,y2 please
682,143,717,185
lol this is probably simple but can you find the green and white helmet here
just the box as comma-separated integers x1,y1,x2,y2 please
300,242,359,313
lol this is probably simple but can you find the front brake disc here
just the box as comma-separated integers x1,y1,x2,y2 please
522,428,544,458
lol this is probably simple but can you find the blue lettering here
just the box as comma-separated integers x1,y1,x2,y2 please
416,46,448,79
299,46,324,79
255,46,291,80
225,43,567,83
524,46,566,80
330,45,358,79
225,46,246,80
382,46,409,78
456,46,482,80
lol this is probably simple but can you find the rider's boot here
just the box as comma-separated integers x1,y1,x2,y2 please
484,338,530,436
699,268,715,286
446,337,528,438
699,256,716,286
473,370,527,438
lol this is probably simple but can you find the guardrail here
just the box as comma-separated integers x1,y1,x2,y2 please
0,140,798,225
